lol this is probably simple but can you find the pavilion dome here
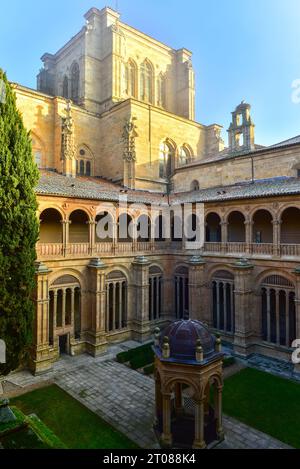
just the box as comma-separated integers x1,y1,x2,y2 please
159,320,216,362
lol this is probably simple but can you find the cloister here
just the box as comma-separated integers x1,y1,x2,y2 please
37,203,300,259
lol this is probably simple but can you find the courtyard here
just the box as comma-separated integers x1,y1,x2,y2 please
0,341,297,450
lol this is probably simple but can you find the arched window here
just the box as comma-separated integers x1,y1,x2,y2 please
191,180,200,191
126,60,137,98
228,211,246,243
157,73,166,107
178,146,190,167
31,134,44,169
76,146,93,177
149,266,163,321
117,213,133,242
205,213,221,242
261,275,296,347
137,215,151,242
212,271,235,334
159,141,174,179
71,62,80,104
49,275,81,348
62,76,69,99
39,208,63,244
175,266,189,320
106,271,128,332
69,210,89,243
140,61,153,103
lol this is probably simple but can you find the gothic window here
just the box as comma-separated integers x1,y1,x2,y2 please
31,134,44,169
140,61,153,103
106,271,128,332
212,271,235,334
157,73,166,107
49,276,81,346
76,146,93,176
261,276,296,348
175,266,189,320
126,60,137,98
86,161,91,177
178,146,191,166
149,267,163,321
63,76,69,99
159,141,173,179
191,180,200,191
71,62,80,104
79,160,85,176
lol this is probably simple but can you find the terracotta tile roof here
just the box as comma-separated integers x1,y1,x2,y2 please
269,135,300,149
172,177,300,204
36,171,300,206
36,170,168,205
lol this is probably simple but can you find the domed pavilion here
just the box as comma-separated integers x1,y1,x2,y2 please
153,320,224,449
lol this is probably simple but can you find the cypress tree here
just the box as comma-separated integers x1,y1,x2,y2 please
0,70,39,375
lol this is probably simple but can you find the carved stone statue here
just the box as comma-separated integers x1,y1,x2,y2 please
61,100,76,177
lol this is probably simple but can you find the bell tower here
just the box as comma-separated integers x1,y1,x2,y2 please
228,101,255,153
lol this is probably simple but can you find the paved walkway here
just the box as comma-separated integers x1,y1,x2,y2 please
0,342,292,449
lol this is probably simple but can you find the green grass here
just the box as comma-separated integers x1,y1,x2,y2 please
11,385,138,449
223,368,300,448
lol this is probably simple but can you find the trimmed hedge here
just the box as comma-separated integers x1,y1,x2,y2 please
223,356,236,368
116,342,154,365
130,347,155,370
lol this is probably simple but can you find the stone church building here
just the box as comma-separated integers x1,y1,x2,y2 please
11,6,300,373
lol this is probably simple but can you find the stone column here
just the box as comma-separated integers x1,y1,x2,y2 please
272,218,281,257
214,385,224,439
245,219,253,254
233,258,254,357
188,256,209,323
154,370,163,427
88,221,97,255
30,262,53,374
161,393,172,447
221,221,228,254
131,256,151,341
61,220,71,257
86,258,108,356
193,399,206,449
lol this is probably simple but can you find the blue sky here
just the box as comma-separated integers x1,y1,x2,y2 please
1,0,300,146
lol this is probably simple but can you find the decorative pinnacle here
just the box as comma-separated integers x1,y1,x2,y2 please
215,337,222,353
162,336,170,359
154,327,160,346
196,339,204,363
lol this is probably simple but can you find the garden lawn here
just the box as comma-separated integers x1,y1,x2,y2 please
11,385,138,449
223,367,300,448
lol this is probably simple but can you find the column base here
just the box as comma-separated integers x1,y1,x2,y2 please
85,332,108,357
192,440,206,450
161,434,172,448
294,363,300,375
131,320,152,342
233,333,255,358
29,345,54,375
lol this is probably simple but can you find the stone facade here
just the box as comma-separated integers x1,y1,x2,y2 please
8,6,300,374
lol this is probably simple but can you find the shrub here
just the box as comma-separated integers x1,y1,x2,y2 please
223,356,236,368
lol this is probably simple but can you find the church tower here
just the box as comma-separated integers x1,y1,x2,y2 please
228,101,255,153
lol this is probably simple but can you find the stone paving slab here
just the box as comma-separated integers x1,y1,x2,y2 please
218,416,292,449
0,341,294,450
